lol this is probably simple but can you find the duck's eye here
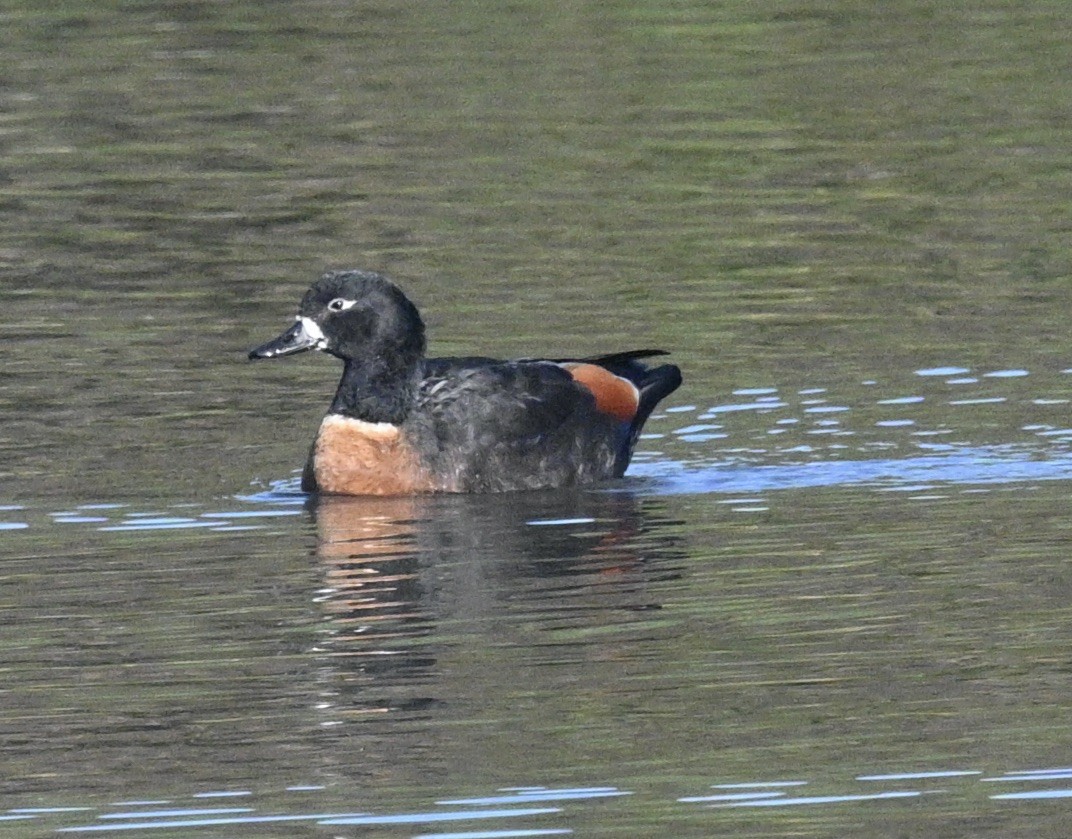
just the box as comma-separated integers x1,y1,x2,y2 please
327,298,355,312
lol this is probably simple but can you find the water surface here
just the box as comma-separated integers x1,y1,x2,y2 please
3,1,1072,836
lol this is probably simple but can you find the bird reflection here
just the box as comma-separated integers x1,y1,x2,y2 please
307,488,685,728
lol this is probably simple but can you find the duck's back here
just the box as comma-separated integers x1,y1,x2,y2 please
408,352,680,492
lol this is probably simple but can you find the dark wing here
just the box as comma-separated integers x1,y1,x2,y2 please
419,358,597,447
426,350,682,446
416,358,619,490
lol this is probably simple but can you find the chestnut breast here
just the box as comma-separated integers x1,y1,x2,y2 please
312,414,437,496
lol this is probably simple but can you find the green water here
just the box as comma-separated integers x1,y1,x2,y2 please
3,1,1072,836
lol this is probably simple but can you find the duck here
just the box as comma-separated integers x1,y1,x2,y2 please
248,270,682,495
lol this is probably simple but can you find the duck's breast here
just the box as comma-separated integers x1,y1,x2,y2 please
312,414,438,495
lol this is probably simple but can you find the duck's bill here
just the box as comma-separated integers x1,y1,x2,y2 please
248,317,326,359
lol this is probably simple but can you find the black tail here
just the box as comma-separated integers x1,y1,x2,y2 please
542,349,669,368
631,362,682,437
587,350,682,470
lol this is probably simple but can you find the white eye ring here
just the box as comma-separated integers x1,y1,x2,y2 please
327,298,356,312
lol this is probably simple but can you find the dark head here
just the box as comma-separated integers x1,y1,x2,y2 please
249,270,426,366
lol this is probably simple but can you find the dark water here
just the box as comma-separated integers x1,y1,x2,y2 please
4,1,1072,836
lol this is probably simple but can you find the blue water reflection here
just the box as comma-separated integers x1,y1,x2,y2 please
633,445,1072,495
21,768,1072,833
709,790,924,807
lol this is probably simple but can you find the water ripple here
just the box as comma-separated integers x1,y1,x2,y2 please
632,445,1072,495
29,767,1072,834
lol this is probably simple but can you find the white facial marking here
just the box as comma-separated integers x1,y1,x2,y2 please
322,413,399,435
327,297,357,313
298,316,329,350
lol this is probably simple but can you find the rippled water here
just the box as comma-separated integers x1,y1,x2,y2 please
4,1,1072,837
7,367,1072,836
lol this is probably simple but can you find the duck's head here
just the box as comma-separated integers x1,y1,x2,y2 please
249,270,426,365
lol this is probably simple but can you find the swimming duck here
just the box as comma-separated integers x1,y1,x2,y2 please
249,270,682,495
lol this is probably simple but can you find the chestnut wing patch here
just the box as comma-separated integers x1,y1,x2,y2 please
560,362,640,423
